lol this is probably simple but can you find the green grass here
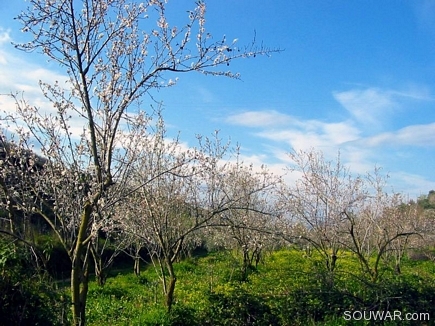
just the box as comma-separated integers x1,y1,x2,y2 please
80,249,435,325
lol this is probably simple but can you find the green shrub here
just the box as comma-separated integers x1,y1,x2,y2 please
175,258,197,274
169,304,198,326
45,243,71,278
201,286,279,326
0,238,66,325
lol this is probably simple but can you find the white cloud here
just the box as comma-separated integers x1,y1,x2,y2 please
390,84,434,101
226,110,361,153
225,109,293,127
255,118,360,151
0,28,12,65
363,122,435,147
333,88,396,127
221,98,434,198
0,28,11,44
194,85,216,103
0,32,70,117
333,86,434,130
389,171,435,197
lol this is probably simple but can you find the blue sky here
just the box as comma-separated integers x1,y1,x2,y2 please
1,1,434,197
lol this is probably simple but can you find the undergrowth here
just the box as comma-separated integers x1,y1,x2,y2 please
81,249,435,325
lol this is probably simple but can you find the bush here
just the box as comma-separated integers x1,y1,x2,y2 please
46,245,71,278
0,238,66,325
272,280,352,325
201,286,279,326
169,304,198,326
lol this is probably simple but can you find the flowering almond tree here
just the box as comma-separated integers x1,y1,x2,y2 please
2,1,279,324
282,149,366,273
341,174,422,281
281,149,423,283
115,128,281,311
208,159,283,281
110,117,202,311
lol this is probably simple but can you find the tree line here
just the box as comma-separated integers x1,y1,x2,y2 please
0,1,434,325
2,122,434,324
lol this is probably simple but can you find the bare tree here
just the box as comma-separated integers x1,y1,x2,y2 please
2,101,152,324
382,202,421,274
114,128,282,311
413,199,435,261
342,176,422,281
282,149,364,273
113,118,200,311
281,149,424,282
210,159,282,281
118,130,219,312
1,1,279,324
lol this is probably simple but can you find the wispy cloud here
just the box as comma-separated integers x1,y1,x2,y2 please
0,28,10,44
333,88,396,128
0,28,11,65
225,109,293,127
390,84,434,101
0,31,69,117
193,85,216,103
362,122,435,147
333,86,434,130
228,110,361,151
221,83,435,197
390,171,435,196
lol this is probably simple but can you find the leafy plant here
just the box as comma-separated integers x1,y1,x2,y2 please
200,286,278,326
0,239,67,325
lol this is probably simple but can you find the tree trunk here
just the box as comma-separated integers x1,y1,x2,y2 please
166,277,176,312
242,250,249,282
165,259,177,312
95,263,106,287
325,252,338,272
254,247,262,268
71,248,90,326
90,244,106,287
71,204,92,326
395,263,401,275
8,211,15,234
134,256,140,276
331,254,337,271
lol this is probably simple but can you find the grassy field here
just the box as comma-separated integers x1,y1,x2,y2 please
80,249,435,325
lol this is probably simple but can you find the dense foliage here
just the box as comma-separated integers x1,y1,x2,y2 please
0,238,67,325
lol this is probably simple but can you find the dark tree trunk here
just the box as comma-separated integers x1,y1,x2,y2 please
134,256,140,276
165,259,177,312
71,204,92,326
